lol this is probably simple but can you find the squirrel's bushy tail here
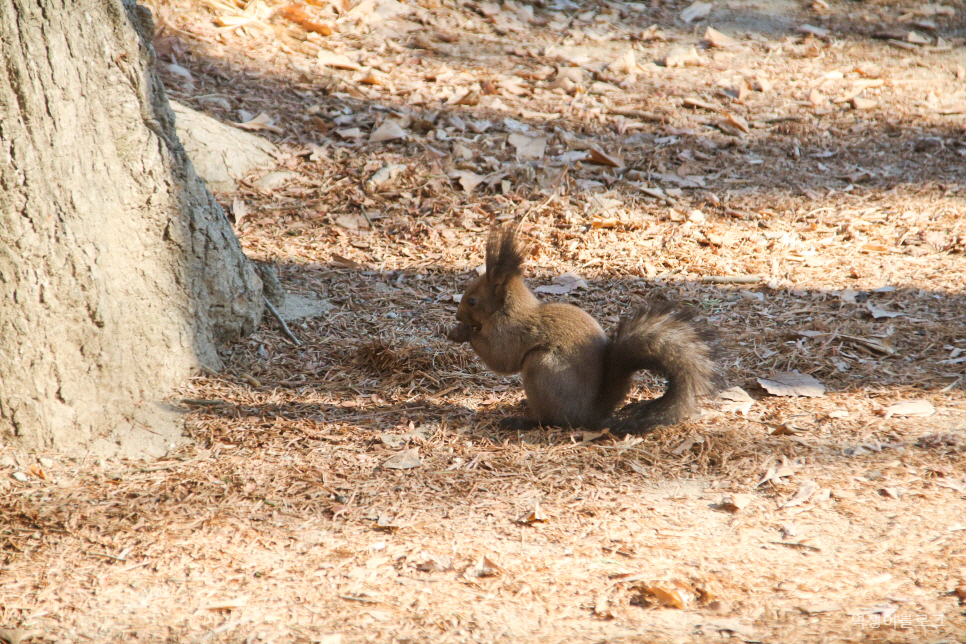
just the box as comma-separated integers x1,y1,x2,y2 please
602,304,723,436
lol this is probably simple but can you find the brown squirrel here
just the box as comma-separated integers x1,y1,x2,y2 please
447,225,723,436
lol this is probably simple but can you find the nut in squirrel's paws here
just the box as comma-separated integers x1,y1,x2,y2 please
447,323,471,343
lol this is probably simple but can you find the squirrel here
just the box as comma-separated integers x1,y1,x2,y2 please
447,224,724,436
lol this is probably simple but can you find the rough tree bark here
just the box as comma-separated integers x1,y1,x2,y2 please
0,0,264,452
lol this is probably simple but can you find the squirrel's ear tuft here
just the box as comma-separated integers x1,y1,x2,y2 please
485,224,526,286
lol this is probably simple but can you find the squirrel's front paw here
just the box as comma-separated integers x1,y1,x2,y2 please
447,323,471,343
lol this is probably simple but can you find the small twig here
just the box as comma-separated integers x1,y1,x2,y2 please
770,541,822,552
264,297,301,346
701,275,763,284
180,398,227,407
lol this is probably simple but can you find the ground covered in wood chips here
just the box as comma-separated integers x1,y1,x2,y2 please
3,0,966,642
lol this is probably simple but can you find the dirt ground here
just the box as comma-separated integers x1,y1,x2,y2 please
2,0,966,642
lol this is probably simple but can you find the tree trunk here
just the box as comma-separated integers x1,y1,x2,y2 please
0,0,263,451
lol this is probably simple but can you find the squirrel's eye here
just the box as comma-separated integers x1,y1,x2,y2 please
467,297,477,306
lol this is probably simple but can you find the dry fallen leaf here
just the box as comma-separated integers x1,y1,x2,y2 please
664,45,702,67
782,480,819,508
369,120,407,143
335,213,370,230
586,148,624,167
719,494,753,512
865,302,904,319
719,387,754,414
318,49,361,70
466,556,503,578
879,399,936,418
798,23,830,37
235,112,284,134
416,552,453,572
758,372,826,398
365,163,407,191
716,112,750,136
508,133,547,160
704,27,739,48
382,448,421,470
534,271,588,295
851,97,878,110
0,629,44,644
448,170,485,192
680,1,713,23
335,127,364,139
517,503,549,525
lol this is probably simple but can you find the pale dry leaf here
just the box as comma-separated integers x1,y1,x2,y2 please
365,163,407,190
0,629,43,644
335,213,370,230
719,386,753,414
318,49,362,70
673,436,700,455
837,289,858,303
719,493,752,512
782,480,818,508
626,459,648,475
665,45,702,67
716,112,750,136
518,503,549,525
916,3,955,16
331,253,365,269
798,24,830,37
586,148,624,167
466,555,503,578
607,48,636,73
680,1,713,23
235,112,284,135
382,447,421,470
316,635,342,644
416,553,453,572
704,27,738,47
879,399,935,418
682,97,719,111
839,334,895,356
866,302,904,319
934,478,965,492
758,372,826,398
851,97,878,110
335,127,364,139
508,133,547,159
593,591,613,618
376,514,401,530
554,271,588,289
497,77,528,95
450,90,480,106
768,423,807,436
448,170,485,192
369,120,407,143
358,70,386,86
